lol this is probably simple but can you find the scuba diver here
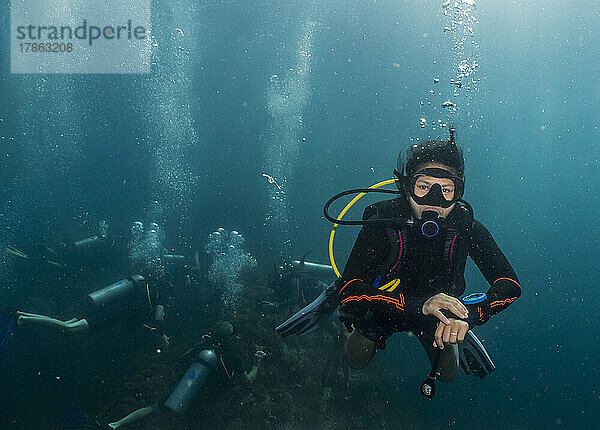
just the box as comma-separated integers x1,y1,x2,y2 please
159,250,204,290
5,220,121,271
59,321,265,429
6,220,201,277
267,252,336,310
12,275,170,352
58,233,117,264
277,128,521,397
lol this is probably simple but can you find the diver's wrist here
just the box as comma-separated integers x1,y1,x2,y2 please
404,296,428,316
463,302,491,328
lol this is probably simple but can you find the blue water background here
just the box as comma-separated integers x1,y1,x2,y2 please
0,0,598,428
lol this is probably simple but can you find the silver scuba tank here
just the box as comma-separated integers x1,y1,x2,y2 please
164,349,218,414
73,235,106,249
290,260,335,280
87,275,145,308
161,254,187,265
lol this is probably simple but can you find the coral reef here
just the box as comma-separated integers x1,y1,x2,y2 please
98,265,422,429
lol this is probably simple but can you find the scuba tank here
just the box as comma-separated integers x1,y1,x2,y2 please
87,275,146,308
63,234,113,259
161,254,187,265
73,235,107,250
164,349,218,414
290,260,336,280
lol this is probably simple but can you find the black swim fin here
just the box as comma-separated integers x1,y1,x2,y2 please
275,281,338,337
0,311,16,350
458,330,496,378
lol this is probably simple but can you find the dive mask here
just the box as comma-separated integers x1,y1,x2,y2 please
409,167,464,208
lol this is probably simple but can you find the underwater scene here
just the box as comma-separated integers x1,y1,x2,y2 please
0,0,598,429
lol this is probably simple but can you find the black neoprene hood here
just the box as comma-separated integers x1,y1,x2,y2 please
398,140,465,179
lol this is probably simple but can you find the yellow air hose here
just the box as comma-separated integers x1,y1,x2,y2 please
328,179,398,278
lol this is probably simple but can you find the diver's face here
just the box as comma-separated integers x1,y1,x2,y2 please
408,163,457,219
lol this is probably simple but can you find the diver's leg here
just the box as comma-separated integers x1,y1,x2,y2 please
415,327,458,383
341,328,376,370
15,311,57,318
108,403,161,429
63,319,90,333
17,312,72,329
16,312,90,333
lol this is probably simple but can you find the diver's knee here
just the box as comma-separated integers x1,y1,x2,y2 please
65,319,90,333
346,354,370,370
343,330,375,370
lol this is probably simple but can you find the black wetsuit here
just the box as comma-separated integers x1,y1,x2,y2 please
337,198,521,349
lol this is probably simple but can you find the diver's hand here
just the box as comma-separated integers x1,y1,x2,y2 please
422,293,468,325
433,319,469,349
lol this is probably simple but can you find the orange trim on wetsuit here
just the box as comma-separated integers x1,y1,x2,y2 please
340,294,405,312
338,275,427,316
490,297,519,308
485,277,521,311
338,278,363,296
492,277,521,290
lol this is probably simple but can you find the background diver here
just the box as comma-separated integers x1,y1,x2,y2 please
59,321,266,429
267,252,336,311
6,220,202,276
10,275,170,352
5,225,119,271
277,129,521,397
